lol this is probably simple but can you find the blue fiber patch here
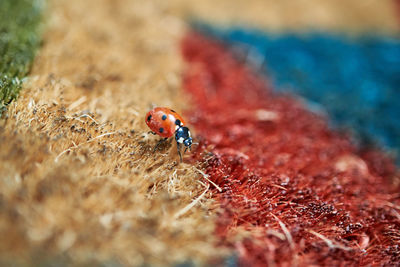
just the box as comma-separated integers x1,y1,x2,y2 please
194,24,400,162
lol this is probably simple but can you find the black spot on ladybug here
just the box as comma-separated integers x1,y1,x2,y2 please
175,119,181,125
159,127,164,133
147,115,152,122
162,115,167,120
170,109,176,113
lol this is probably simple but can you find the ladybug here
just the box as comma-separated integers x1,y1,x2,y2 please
145,107,192,161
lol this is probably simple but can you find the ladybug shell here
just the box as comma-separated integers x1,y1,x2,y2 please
145,107,185,138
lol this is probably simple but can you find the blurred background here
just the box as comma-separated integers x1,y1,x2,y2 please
182,0,400,164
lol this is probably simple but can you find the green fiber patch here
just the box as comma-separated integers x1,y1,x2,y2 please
0,0,44,114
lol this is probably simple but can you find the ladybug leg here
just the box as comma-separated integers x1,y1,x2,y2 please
177,143,183,162
153,137,168,152
148,131,157,135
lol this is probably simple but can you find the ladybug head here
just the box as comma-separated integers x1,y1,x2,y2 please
183,136,193,149
175,126,192,149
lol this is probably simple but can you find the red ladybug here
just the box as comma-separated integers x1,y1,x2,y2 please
145,107,192,161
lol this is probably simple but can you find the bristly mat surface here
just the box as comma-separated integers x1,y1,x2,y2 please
0,0,227,266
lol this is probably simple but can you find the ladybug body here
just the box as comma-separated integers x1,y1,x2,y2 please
145,107,192,161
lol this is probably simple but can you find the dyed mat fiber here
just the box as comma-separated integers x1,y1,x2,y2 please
183,32,399,266
193,24,400,164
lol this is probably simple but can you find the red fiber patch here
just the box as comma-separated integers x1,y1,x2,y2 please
182,32,400,266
